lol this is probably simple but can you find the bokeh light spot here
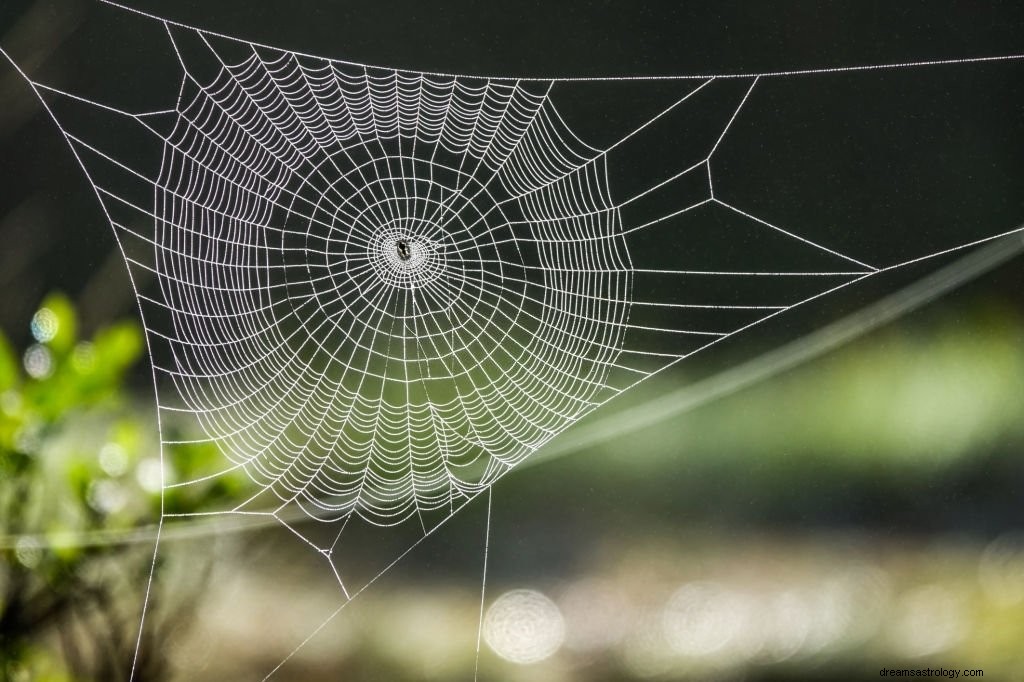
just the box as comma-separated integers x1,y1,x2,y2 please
484,589,565,664
30,307,59,343
23,344,53,379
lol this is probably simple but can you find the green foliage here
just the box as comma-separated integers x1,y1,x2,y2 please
0,293,240,681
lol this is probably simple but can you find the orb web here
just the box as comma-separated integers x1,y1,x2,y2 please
155,56,630,525
2,3,1023,679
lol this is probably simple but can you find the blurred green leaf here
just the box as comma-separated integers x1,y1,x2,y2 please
0,331,17,391
92,321,144,372
109,419,142,456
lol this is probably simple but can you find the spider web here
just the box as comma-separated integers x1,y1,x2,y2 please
2,2,1024,679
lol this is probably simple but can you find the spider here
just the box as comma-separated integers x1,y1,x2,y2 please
396,239,412,261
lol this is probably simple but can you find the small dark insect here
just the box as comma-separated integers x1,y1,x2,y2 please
396,239,411,261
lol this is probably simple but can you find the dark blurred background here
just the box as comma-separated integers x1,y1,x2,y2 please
1,2,1024,681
